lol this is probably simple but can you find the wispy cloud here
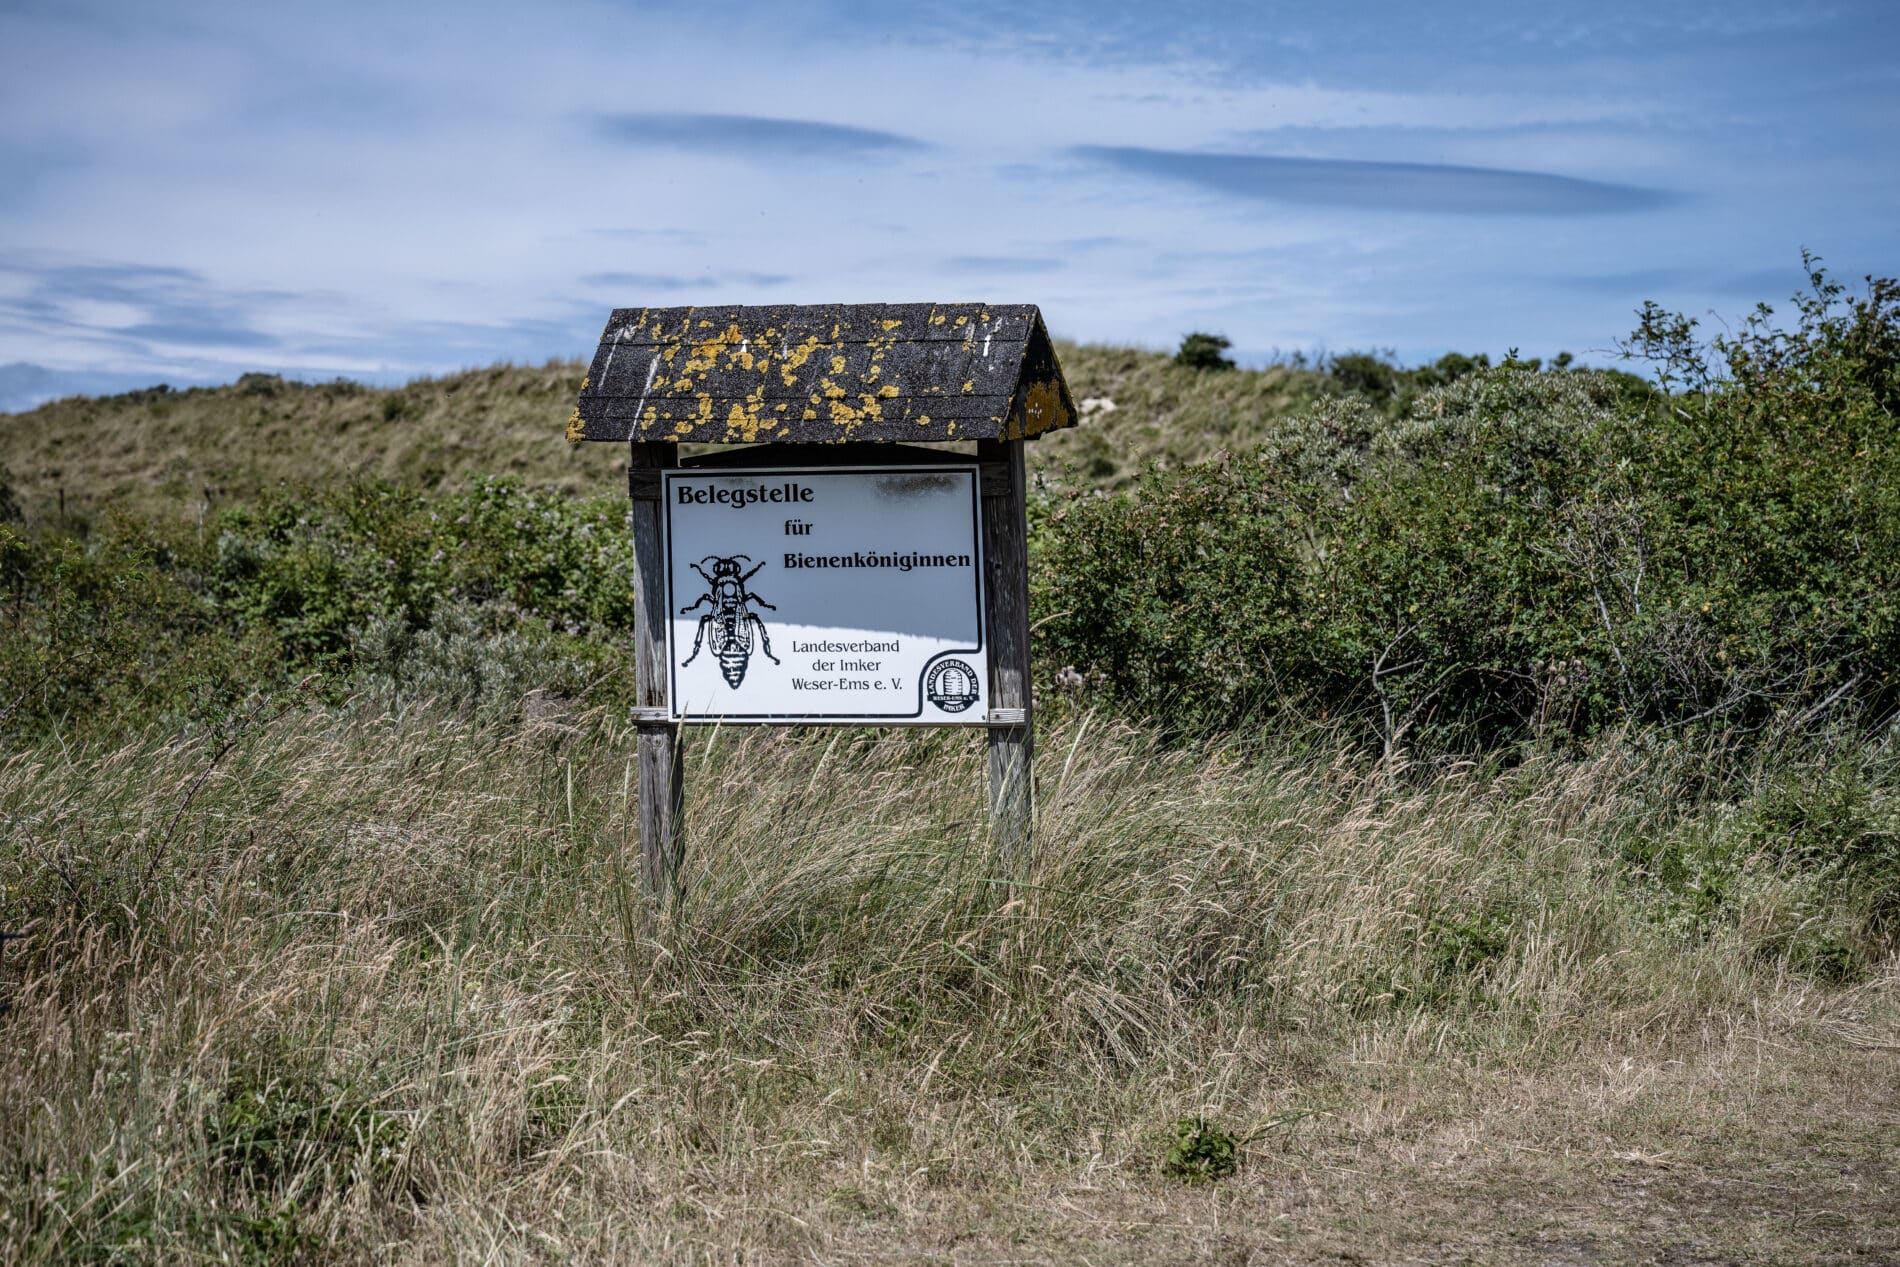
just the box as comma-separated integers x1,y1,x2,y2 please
1074,146,1675,216
0,258,295,353
580,270,793,291
121,319,279,348
592,112,927,159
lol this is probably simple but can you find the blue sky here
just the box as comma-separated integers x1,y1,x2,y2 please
1,0,1895,411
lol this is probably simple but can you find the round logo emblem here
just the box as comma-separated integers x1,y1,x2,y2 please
925,658,981,713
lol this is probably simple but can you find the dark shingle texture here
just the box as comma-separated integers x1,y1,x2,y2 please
569,302,1076,444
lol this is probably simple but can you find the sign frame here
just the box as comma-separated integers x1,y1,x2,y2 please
659,462,990,725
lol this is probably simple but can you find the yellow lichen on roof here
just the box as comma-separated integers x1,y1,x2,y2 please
565,408,586,442
1014,376,1072,440
682,323,746,377
780,336,825,386
576,303,1070,444
715,384,773,442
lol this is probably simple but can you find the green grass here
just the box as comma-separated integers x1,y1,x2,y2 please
2,703,1893,1262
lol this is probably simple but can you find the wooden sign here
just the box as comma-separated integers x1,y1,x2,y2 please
569,302,1081,897
663,465,987,724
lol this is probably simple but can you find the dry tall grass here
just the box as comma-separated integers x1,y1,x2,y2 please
0,344,1328,526
1,705,1894,1263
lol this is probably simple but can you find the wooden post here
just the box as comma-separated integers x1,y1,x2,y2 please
979,438,1034,860
629,442,683,898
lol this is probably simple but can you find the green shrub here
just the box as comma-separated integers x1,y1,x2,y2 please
205,476,640,711
1611,260,1900,732
355,597,608,717
1174,332,1235,372
0,518,282,745
1323,348,1643,420
1032,451,1316,733
1034,367,1632,747
1327,352,1400,402
1,476,641,745
1744,761,1900,941
0,465,20,525
1036,264,1900,756
1163,1116,1239,1182
1320,370,1613,749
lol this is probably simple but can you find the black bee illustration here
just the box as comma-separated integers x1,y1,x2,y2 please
679,555,780,687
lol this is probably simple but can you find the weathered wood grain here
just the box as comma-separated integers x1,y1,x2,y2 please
979,438,1034,863
629,443,683,897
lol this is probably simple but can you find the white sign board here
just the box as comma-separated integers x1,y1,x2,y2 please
662,465,986,723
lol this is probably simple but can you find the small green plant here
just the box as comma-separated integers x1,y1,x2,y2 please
209,1069,405,1200
1175,332,1235,371
1781,929,1864,984
1744,762,1900,943
1164,1115,1239,1183
1427,909,1514,979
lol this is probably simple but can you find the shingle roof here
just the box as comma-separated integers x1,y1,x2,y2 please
568,302,1076,444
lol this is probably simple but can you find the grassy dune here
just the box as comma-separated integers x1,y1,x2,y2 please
2,704,1894,1262
0,364,619,527
0,345,1331,525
